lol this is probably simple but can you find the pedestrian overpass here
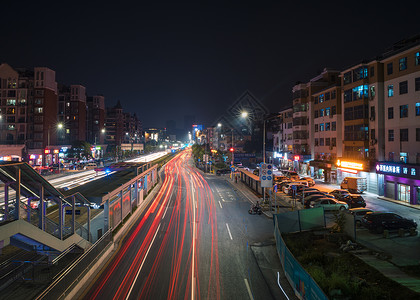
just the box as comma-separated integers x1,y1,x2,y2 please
0,161,158,259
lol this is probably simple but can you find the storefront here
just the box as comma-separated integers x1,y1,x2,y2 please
292,155,311,176
376,162,420,205
336,159,378,194
309,160,336,183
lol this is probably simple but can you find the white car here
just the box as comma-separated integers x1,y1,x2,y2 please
348,208,374,226
299,177,315,187
310,198,349,211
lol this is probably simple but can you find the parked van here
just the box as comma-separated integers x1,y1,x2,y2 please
340,177,367,193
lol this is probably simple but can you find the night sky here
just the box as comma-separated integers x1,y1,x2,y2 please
2,2,419,129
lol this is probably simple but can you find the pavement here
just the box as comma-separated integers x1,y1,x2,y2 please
222,173,420,295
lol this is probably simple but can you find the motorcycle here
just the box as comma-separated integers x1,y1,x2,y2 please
248,204,262,215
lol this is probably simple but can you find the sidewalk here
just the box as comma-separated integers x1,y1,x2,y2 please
229,175,420,295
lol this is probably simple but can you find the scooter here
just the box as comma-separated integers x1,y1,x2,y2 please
248,204,262,215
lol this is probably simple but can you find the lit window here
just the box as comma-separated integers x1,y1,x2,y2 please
388,85,394,97
320,109,324,117
415,52,420,66
411,168,416,176
320,123,324,131
6,99,16,106
370,86,375,98
415,103,420,116
326,107,330,116
399,57,407,71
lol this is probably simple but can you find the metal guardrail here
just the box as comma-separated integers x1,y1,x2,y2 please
35,229,112,300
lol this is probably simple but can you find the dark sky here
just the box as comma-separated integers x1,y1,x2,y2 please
2,1,419,129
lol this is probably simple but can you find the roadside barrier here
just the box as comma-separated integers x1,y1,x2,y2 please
274,216,328,300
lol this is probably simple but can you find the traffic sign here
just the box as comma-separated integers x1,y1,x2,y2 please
260,163,273,188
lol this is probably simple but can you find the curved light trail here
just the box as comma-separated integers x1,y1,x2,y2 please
82,149,221,300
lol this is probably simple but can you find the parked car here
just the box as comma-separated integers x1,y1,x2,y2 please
283,171,299,181
310,198,349,211
278,180,294,190
348,208,374,226
274,175,288,184
329,189,350,200
303,193,335,207
299,177,315,187
341,194,366,208
297,188,319,197
216,168,231,175
282,183,304,194
361,212,417,233
285,184,307,195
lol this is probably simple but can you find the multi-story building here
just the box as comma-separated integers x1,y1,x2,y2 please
292,69,339,175
339,59,385,193
0,64,31,160
105,100,124,148
87,95,105,145
68,85,87,143
274,106,293,169
309,69,341,183
375,37,420,204
58,84,71,145
291,83,310,173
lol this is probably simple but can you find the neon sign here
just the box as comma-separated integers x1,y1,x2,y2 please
377,164,401,174
338,160,363,170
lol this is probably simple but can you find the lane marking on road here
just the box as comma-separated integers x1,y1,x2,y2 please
226,223,233,240
162,204,170,219
125,223,161,300
277,272,290,300
244,278,254,300
218,201,223,209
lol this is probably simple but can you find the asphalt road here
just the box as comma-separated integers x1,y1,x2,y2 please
79,150,283,300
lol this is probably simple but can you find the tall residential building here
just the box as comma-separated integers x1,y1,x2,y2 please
309,68,341,183
339,60,384,193
375,37,420,204
87,95,105,145
292,69,339,174
105,100,124,147
69,85,87,142
123,112,141,144
58,84,71,145
275,106,293,169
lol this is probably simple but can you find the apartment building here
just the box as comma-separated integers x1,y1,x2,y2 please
376,38,420,204
274,106,293,169
87,95,105,145
338,59,385,193
291,69,339,175
310,70,342,183
291,83,310,173
68,85,87,142
105,100,124,148
0,64,31,160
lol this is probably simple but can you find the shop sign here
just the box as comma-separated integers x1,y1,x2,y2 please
376,164,401,174
337,160,363,170
376,162,419,178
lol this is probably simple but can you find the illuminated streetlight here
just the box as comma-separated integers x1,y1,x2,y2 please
241,111,248,118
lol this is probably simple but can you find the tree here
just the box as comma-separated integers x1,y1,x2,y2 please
68,140,93,159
